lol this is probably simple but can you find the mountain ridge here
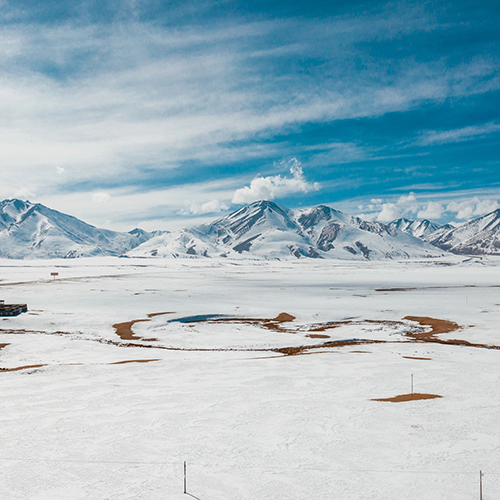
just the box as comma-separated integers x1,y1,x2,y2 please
424,209,500,255
0,199,158,259
1,198,498,260
129,200,445,260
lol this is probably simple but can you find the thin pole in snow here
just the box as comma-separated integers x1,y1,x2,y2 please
183,461,187,494
480,470,483,500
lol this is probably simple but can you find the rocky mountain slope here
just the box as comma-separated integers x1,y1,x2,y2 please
388,218,449,239
0,199,157,259
3,198,498,260
129,200,444,260
424,209,500,255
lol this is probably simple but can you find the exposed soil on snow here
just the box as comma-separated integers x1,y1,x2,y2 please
147,311,176,318
108,359,160,365
275,340,385,356
403,356,431,360
4,312,499,367
113,319,151,341
404,316,500,350
109,312,500,357
404,316,459,338
307,322,345,333
208,312,297,333
0,343,9,350
372,393,442,403
0,364,46,373
112,312,175,341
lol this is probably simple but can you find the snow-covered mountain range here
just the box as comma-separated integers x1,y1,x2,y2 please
388,218,450,239
129,200,444,260
424,209,500,255
0,199,158,258
1,198,499,260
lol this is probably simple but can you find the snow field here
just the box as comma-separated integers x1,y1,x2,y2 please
0,257,499,499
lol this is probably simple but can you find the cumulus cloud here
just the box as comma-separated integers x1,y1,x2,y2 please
397,192,416,205
447,197,499,220
377,203,401,222
417,201,445,219
232,159,319,204
182,199,229,215
357,193,500,225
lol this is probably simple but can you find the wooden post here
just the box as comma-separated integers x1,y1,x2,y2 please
184,461,187,494
480,470,483,500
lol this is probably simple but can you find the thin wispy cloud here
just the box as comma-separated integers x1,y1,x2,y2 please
418,123,500,146
0,0,498,229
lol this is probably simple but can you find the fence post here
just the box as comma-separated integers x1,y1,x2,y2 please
480,470,483,500
184,461,187,494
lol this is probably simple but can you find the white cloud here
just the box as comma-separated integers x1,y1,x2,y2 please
475,199,500,215
182,199,229,215
418,122,500,146
447,197,499,220
397,192,416,205
0,15,496,205
417,201,444,220
376,203,400,222
352,191,500,226
232,159,319,204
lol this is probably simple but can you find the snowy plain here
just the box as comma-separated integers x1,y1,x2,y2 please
1,256,500,499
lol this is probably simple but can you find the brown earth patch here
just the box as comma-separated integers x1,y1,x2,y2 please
112,312,174,341
403,316,500,350
109,359,160,365
372,393,442,403
113,319,152,341
272,312,295,323
209,312,296,333
403,356,431,360
306,334,330,339
404,316,459,338
376,287,417,292
0,343,9,350
307,322,345,333
0,364,46,373
147,312,175,318
275,340,384,356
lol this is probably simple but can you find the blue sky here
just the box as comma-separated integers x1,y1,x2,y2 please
0,0,499,230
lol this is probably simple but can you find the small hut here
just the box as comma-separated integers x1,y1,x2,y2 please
0,300,28,317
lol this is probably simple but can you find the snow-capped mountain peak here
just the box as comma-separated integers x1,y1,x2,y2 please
0,199,156,259
389,218,445,239
130,200,444,260
424,209,500,255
